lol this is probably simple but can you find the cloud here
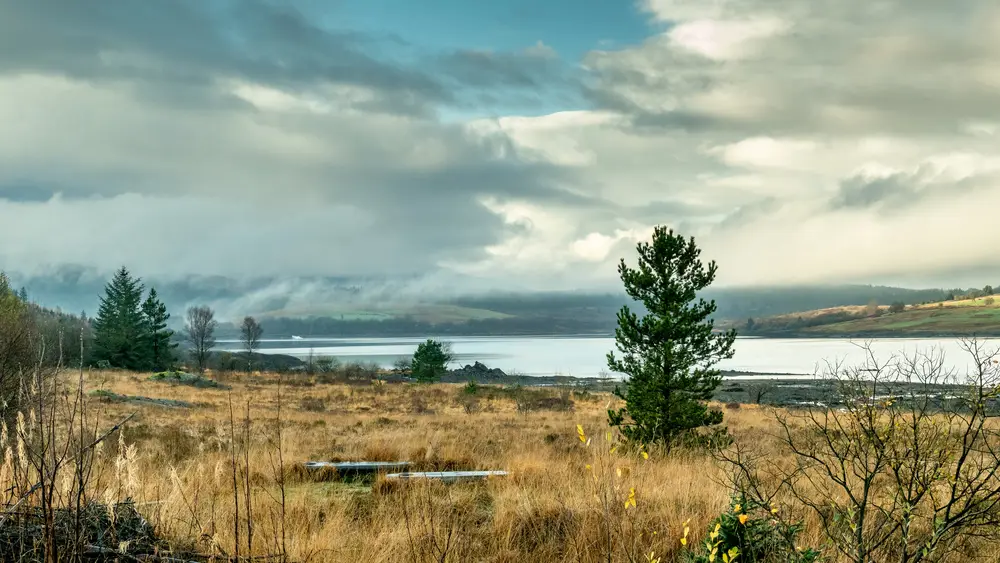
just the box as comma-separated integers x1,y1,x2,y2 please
0,1,609,297
590,0,1000,136
0,0,448,115
3,0,1000,301
667,17,788,61
467,0,1000,288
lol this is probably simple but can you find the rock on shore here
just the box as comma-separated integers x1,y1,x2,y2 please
447,361,507,380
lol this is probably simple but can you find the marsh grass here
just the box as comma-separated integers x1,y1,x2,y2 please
9,359,1000,562
16,369,737,561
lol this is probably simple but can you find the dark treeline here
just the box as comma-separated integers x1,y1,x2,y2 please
0,273,92,368
0,273,92,419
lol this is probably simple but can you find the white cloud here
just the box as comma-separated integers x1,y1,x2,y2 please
713,137,820,170
4,0,1000,294
669,17,788,61
465,0,1000,288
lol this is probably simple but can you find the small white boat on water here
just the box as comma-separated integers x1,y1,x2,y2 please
291,335,304,340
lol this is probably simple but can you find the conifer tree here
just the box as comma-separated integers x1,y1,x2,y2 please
411,339,452,382
607,226,737,447
141,287,175,371
91,267,147,370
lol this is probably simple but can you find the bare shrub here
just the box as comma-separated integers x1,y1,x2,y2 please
460,396,480,415
721,338,1000,563
298,396,326,412
410,394,432,414
745,382,774,405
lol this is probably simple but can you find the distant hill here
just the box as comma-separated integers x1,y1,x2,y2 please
12,268,978,337
726,294,1000,337
703,285,956,321
219,286,965,338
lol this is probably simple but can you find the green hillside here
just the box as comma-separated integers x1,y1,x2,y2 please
730,295,1000,337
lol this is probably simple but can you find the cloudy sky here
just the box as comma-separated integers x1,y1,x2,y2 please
2,0,999,292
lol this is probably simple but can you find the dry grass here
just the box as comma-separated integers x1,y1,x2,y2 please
63,369,773,562
19,368,1000,562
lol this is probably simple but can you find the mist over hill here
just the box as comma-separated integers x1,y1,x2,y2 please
8,268,970,337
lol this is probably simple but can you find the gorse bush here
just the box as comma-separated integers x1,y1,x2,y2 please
575,423,666,563
682,495,820,563
463,380,479,395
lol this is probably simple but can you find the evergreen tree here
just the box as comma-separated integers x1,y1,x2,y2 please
16,287,27,303
0,272,32,420
607,226,737,447
141,287,175,371
411,339,452,382
91,267,147,370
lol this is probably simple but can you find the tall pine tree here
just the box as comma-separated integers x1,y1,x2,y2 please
141,287,175,371
91,267,147,370
607,226,737,447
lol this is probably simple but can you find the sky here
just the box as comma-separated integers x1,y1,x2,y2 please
2,0,1000,294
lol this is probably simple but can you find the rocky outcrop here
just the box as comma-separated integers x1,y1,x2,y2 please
447,361,507,380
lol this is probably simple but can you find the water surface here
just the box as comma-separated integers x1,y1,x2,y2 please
217,336,996,379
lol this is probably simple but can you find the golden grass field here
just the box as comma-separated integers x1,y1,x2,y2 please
35,369,761,562
10,368,1000,562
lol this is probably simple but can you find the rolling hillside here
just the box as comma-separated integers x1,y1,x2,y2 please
730,295,1000,337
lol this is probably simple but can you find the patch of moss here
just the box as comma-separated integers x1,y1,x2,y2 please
88,389,193,408
149,370,229,389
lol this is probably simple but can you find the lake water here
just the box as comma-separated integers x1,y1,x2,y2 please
217,336,1000,379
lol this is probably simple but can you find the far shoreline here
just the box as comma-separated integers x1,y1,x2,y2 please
215,332,1000,342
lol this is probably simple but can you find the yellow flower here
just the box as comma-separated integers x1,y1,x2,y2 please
733,503,742,513
642,450,649,460
710,523,721,540
577,425,587,443
624,487,637,509
680,537,687,546
739,514,749,525
770,505,779,515
585,464,592,471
